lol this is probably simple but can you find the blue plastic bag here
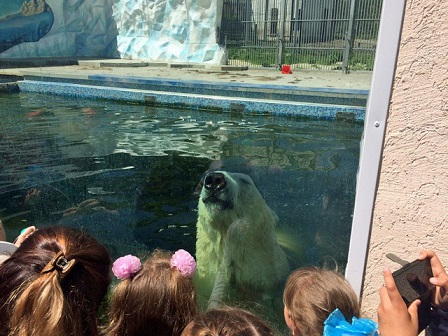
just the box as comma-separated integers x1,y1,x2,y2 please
323,309,379,336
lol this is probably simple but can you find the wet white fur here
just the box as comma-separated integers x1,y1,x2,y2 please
196,171,290,300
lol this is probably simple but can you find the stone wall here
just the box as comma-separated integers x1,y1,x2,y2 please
113,0,225,63
361,0,448,320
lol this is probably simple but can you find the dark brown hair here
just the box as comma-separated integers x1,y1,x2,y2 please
180,306,276,336
0,226,111,336
104,249,197,336
283,266,360,336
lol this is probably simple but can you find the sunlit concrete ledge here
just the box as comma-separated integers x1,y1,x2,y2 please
77,59,249,71
78,59,152,68
21,70,90,80
19,71,368,107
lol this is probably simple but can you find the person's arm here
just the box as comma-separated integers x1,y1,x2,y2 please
378,267,420,336
13,226,37,247
418,250,448,310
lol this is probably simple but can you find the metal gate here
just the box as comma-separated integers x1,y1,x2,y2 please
219,0,382,72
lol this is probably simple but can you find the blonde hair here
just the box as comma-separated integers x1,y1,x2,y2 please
180,306,276,336
0,226,111,336
104,249,197,336
283,267,360,336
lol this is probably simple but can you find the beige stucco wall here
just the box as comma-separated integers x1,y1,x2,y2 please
361,0,448,319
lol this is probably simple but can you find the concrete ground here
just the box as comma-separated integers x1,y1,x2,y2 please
0,59,373,91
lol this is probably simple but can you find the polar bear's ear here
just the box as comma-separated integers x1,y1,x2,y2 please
233,173,253,186
193,170,211,198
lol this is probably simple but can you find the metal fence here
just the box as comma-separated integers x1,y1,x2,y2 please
219,0,382,72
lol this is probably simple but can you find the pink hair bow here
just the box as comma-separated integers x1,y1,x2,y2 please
170,249,196,277
112,255,142,280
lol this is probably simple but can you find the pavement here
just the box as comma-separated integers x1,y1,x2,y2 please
0,59,373,91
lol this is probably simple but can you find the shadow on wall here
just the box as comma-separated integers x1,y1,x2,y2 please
0,0,119,58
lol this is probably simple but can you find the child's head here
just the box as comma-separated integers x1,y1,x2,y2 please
105,248,197,336
0,226,111,336
283,266,360,336
180,306,276,336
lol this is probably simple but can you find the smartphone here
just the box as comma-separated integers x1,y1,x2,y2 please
392,258,434,332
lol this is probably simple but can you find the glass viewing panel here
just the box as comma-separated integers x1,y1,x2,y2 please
0,92,364,331
0,0,410,330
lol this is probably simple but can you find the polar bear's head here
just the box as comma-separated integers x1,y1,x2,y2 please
198,171,276,232
200,171,266,210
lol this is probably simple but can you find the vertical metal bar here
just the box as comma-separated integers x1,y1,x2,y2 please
224,35,228,64
276,0,287,66
345,0,406,298
245,0,251,44
292,0,299,47
342,0,357,73
263,0,269,40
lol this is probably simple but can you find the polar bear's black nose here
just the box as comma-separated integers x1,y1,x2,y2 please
204,172,227,191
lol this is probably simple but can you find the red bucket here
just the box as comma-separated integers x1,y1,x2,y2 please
281,65,292,74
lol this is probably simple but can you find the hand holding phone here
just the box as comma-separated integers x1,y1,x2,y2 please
378,268,420,336
392,258,435,332
418,250,448,310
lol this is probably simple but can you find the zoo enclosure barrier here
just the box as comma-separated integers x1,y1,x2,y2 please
219,0,383,72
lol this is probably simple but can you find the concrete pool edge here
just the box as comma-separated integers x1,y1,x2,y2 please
20,70,369,96
18,80,366,121
19,69,368,107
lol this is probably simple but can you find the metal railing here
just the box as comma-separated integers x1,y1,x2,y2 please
220,0,382,72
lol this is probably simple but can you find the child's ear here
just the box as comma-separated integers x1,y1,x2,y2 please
283,306,296,333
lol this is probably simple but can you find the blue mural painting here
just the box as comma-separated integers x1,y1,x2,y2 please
0,0,54,53
0,0,222,63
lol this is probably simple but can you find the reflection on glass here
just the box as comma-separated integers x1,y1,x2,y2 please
0,92,363,331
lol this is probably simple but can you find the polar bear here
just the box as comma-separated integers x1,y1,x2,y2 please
195,170,290,307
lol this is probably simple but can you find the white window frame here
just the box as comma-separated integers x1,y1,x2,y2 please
344,0,407,297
